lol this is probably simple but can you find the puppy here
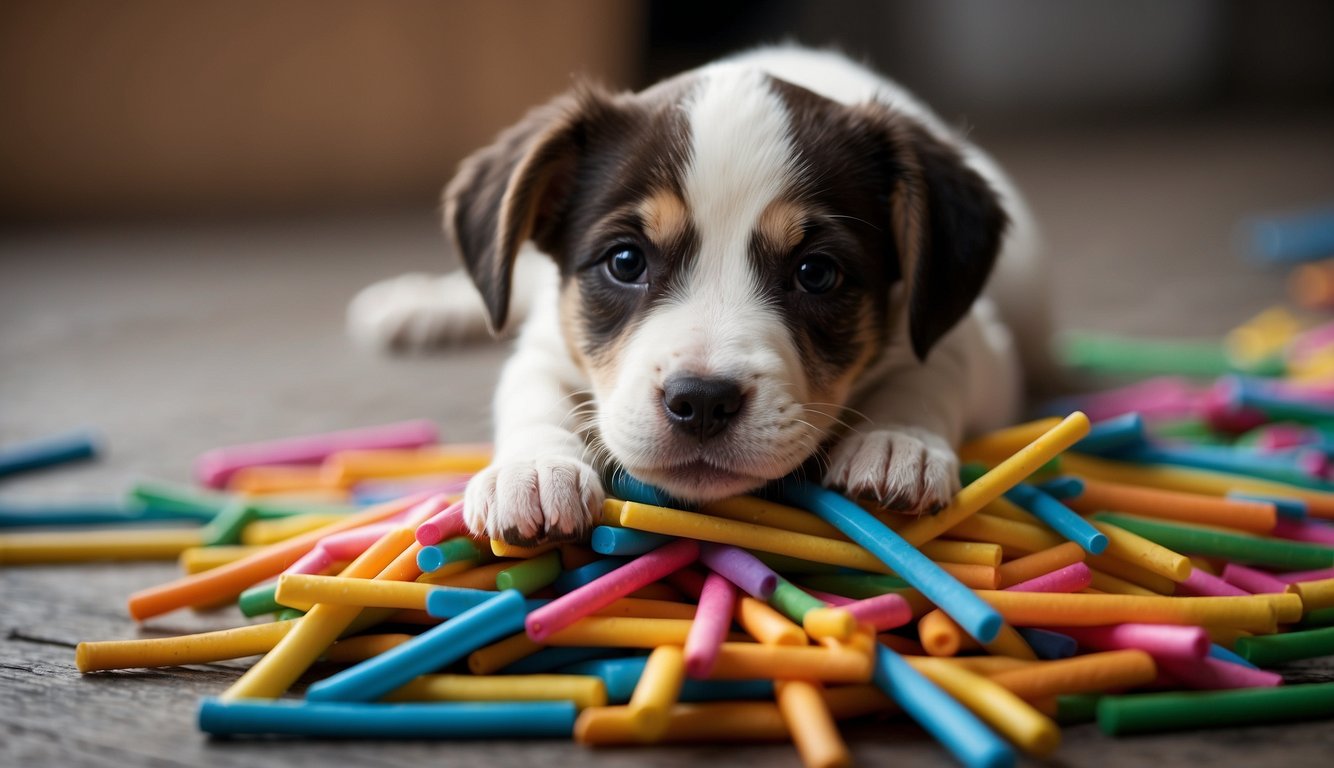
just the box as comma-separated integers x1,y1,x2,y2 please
349,46,1047,544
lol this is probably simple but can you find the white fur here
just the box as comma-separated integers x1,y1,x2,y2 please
349,46,1045,536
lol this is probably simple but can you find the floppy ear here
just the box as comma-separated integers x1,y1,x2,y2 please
887,120,1009,361
443,86,618,333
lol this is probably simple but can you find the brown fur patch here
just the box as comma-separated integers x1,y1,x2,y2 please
755,198,807,254
637,189,690,250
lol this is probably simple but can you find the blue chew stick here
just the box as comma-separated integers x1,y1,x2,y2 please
873,645,1014,768
307,590,527,702
199,698,575,738
424,586,547,619
780,480,1002,643
0,431,98,478
1004,483,1108,554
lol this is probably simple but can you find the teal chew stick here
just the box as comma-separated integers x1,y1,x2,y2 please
1096,683,1334,735
781,480,1002,643
198,698,576,738
1234,626,1334,666
0,500,206,528
590,526,674,556
874,645,1014,768
1092,512,1334,570
0,430,99,478
416,537,481,573
127,481,227,520
307,590,527,703
768,579,826,623
496,550,562,594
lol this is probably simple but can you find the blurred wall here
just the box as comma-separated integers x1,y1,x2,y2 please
0,0,643,222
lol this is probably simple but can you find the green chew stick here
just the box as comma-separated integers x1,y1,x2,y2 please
797,572,910,599
1091,512,1334,571
1096,683,1334,735
1234,626,1334,666
768,579,827,623
496,550,562,595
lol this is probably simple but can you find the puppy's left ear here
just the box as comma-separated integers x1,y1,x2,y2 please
887,121,1009,361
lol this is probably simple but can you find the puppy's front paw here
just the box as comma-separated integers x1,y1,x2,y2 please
464,457,604,544
347,272,491,351
824,427,960,515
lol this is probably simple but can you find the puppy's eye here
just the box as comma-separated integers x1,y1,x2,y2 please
605,246,648,284
794,255,841,294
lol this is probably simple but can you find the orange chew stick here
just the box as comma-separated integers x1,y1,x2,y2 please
985,649,1157,700
996,542,1087,588
1067,477,1277,534
126,494,424,620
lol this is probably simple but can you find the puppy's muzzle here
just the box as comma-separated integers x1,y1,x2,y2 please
661,374,745,441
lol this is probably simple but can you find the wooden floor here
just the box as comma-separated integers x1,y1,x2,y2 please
3,110,1334,766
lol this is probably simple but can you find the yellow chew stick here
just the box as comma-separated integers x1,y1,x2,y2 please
896,412,1091,546
907,657,1060,757
576,702,790,745
490,539,560,558
0,528,204,564
701,496,844,538
1085,554,1177,594
619,501,893,573
468,632,544,674
985,649,1158,700
179,545,264,573
76,620,297,672
936,656,1039,676
591,598,697,621
545,617,696,648
1086,568,1162,597
228,465,342,495
972,590,1280,633
275,573,435,611
776,680,851,768
736,596,807,646
960,417,1066,462
220,527,417,700
945,513,1065,554
240,514,349,546
1294,577,1334,612
321,633,414,663
708,643,873,683
1092,521,1193,582
386,674,607,709
996,542,1086,588
920,540,1004,567
417,561,511,589
322,447,491,485
628,646,687,740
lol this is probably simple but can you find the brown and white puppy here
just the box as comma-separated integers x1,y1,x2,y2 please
349,46,1046,544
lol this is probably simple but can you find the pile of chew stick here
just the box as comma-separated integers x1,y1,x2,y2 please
4,404,1334,768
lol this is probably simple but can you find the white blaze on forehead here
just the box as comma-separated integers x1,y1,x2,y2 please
680,66,800,299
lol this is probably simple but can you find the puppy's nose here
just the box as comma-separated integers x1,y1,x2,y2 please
662,374,744,440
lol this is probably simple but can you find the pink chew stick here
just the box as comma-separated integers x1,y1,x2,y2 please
321,523,398,560
1006,562,1093,594
806,589,913,630
1277,565,1334,584
525,539,700,642
195,419,439,488
1221,563,1290,594
1272,517,1334,546
1055,623,1210,661
1156,655,1283,690
685,573,737,678
402,493,454,528
414,500,468,546
1175,567,1251,597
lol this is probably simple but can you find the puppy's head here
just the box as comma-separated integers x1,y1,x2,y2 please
447,65,1006,502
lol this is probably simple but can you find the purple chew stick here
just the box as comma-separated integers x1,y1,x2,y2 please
698,544,779,599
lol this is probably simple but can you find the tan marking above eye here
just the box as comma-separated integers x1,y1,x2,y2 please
637,190,689,248
756,199,807,253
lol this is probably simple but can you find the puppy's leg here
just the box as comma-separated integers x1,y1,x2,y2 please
347,250,551,351
825,310,1021,515
464,296,604,544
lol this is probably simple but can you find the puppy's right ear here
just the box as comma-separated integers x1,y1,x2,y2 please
444,86,620,333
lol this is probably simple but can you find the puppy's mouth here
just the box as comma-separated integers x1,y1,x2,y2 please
627,458,769,503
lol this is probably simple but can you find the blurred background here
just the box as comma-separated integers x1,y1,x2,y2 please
2,0,1333,482
2,0,1330,222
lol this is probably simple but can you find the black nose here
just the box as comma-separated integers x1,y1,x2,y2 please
662,374,744,440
